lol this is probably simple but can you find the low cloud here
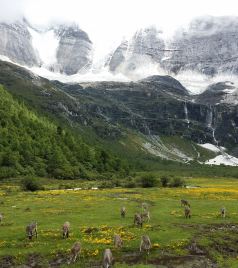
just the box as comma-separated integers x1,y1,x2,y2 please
0,0,27,23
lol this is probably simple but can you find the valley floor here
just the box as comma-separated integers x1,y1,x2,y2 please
0,178,238,267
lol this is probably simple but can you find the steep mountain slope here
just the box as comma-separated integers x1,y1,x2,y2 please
2,16,238,83
107,27,165,77
162,16,238,76
1,60,238,167
0,83,129,179
107,16,238,84
0,20,93,75
54,25,93,74
0,20,40,66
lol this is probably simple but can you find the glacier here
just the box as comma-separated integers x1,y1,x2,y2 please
28,27,59,67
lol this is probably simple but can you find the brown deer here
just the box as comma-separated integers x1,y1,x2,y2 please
69,242,81,263
62,221,70,238
140,235,152,254
134,213,143,228
26,222,38,240
181,199,190,207
114,234,123,248
102,249,113,268
120,206,126,218
184,206,191,218
141,210,150,222
221,207,226,218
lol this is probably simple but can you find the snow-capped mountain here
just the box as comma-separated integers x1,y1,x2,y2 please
162,16,238,76
0,19,93,75
0,20,40,66
108,16,238,79
2,16,238,99
107,26,165,76
53,24,93,75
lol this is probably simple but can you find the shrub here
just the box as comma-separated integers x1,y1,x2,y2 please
160,176,170,187
170,177,185,188
21,177,43,192
98,181,114,189
139,174,157,188
124,180,137,188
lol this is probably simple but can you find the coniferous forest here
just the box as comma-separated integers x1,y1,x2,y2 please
0,85,129,179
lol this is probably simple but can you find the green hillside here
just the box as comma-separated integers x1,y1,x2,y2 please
0,85,129,179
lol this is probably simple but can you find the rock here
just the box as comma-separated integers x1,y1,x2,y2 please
54,24,93,75
140,75,188,95
162,16,238,76
0,19,40,66
196,81,238,105
108,26,165,75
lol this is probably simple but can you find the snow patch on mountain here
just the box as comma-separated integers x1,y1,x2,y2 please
142,135,193,162
30,66,129,83
28,27,59,67
2,50,238,103
197,143,225,153
205,154,238,166
0,55,13,63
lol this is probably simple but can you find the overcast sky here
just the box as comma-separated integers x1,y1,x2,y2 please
1,0,238,59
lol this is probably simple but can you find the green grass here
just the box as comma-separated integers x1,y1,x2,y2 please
0,177,238,267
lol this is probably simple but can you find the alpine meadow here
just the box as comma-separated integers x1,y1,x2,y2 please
1,0,238,267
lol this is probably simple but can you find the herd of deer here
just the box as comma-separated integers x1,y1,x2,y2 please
0,200,227,267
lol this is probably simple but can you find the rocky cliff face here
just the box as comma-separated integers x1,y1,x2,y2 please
1,60,238,161
196,81,238,105
53,74,238,148
54,25,93,75
2,16,238,79
108,16,238,80
0,21,93,75
161,16,238,76
108,27,165,75
0,20,40,66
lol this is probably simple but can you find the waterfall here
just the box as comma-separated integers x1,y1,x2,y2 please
206,106,213,128
143,122,151,135
212,128,219,146
184,102,190,127
206,106,218,146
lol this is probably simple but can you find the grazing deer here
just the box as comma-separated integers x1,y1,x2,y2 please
221,207,226,218
141,211,150,222
134,213,143,228
102,249,113,268
62,221,70,239
181,199,190,207
120,207,126,218
69,242,81,263
140,235,152,254
184,206,191,219
114,234,123,248
26,222,38,240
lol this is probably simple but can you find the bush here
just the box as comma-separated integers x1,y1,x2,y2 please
170,177,185,188
98,181,115,189
21,177,43,192
160,176,170,187
139,174,157,188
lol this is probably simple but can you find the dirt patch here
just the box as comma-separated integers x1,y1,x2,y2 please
177,223,238,232
0,256,16,268
25,253,48,268
149,255,217,268
115,252,217,268
49,252,69,267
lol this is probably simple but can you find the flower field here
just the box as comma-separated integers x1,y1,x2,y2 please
0,177,238,267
